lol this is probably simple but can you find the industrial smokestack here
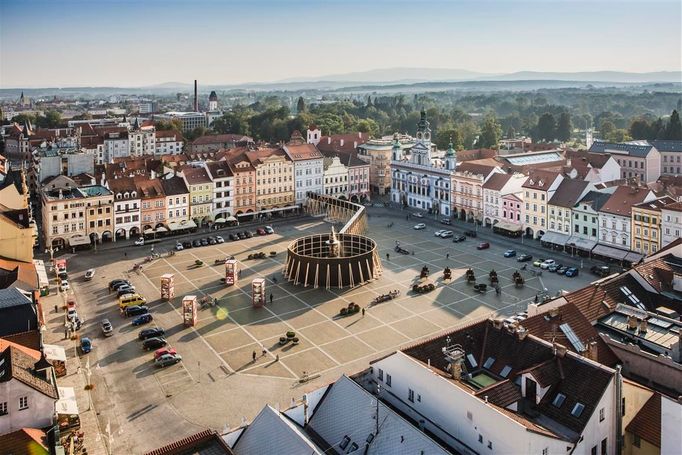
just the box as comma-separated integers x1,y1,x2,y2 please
194,80,198,112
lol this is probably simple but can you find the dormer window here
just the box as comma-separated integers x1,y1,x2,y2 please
466,354,478,368
552,393,566,408
571,402,585,417
499,365,512,378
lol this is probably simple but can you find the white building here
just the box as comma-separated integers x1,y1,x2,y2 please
155,130,184,155
369,319,619,455
107,176,141,240
391,111,456,216
598,186,656,255
160,175,190,228
284,131,324,205
565,151,621,184
589,141,661,183
128,120,156,157
0,346,59,434
154,112,207,132
661,201,682,248
482,173,526,228
323,155,348,198
205,161,234,219
543,179,593,249
102,131,129,162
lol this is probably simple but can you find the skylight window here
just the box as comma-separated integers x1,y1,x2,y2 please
619,286,646,311
466,354,478,368
500,365,512,378
559,323,586,352
571,402,585,417
483,357,495,369
552,393,566,408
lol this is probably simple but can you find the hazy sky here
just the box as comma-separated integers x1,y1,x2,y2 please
1,0,680,88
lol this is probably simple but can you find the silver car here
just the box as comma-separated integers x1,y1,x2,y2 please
101,319,113,337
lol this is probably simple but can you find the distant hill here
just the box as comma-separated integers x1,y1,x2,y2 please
276,67,495,84
478,71,681,83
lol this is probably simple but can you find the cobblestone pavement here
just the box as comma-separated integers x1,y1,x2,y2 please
47,211,602,453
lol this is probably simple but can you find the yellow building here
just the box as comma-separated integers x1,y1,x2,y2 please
0,168,34,262
622,380,660,455
246,147,295,214
631,197,675,256
521,170,564,239
180,165,213,226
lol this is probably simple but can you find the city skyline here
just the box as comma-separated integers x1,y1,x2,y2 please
1,0,680,88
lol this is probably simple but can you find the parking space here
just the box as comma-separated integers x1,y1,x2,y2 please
65,213,597,453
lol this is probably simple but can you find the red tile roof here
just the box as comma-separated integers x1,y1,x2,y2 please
482,173,512,191
456,162,498,177
600,186,653,217
191,134,252,145
0,346,58,398
522,170,562,190
144,429,234,455
548,179,590,208
180,166,212,185
284,143,323,161
0,428,48,455
625,393,661,447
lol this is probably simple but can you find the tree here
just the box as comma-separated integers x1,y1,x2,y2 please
556,112,572,142
599,120,616,140
296,96,305,113
629,118,653,140
477,114,501,149
184,126,208,141
155,119,183,133
536,113,557,142
11,113,36,126
35,110,62,128
353,119,379,137
665,110,682,140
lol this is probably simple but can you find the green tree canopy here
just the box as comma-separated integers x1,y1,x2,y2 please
536,113,557,142
296,96,305,113
477,114,501,148
665,110,682,140
556,112,572,142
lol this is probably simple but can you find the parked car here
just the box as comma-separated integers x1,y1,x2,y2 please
504,250,517,258
477,242,490,250
59,280,70,292
264,226,274,234
112,281,133,292
565,267,579,277
117,286,137,297
154,347,177,360
132,313,153,326
237,232,246,240
533,258,545,267
67,308,78,321
434,230,447,237
200,238,209,246
175,242,184,251
440,218,452,225
540,259,556,269
413,223,426,230
452,235,466,243
192,239,202,248
547,263,561,273
256,227,266,236
80,337,92,354
124,305,149,317
182,241,193,249
109,279,129,290
557,266,569,275
440,231,453,238
155,353,182,368
216,236,225,243
243,231,253,238
229,233,238,241
590,265,611,277
142,337,167,351
134,237,145,246
413,213,424,218
84,269,96,281
208,237,217,245
58,271,68,281
138,327,165,340
101,319,113,337
464,230,477,237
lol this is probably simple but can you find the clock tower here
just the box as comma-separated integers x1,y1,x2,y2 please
410,109,432,166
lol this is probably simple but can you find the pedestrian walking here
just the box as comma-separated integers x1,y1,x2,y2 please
275,354,279,362
252,350,256,362
261,348,266,357
269,293,273,304
362,308,366,317
446,253,450,260
386,253,390,261
124,252,127,257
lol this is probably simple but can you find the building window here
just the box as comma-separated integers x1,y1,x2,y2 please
591,446,597,455
633,435,641,448
385,374,391,387
571,402,585,417
599,408,605,422
408,389,415,403
0,402,7,415
377,369,383,381
18,396,28,410
339,436,351,450
601,438,607,455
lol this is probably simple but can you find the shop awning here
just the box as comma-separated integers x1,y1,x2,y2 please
43,344,66,362
144,228,155,235
541,231,571,246
168,220,197,231
214,218,227,223
57,387,79,415
592,244,629,261
69,235,91,246
624,252,644,263
566,236,597,252
155,226,168,233
226,215,237,222
493,221,522,232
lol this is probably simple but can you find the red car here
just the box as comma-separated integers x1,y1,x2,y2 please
256,227,267,236
477,242,490,250
154,347,177,360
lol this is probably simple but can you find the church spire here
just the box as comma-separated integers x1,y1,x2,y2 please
445,138,457,170
391,133,402,161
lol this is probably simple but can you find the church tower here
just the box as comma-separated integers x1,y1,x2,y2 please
445,140,457,170
410,109,432,166
391,133,402,161
208,91,218,111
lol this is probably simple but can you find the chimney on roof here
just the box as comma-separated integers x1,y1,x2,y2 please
549,307,560,318
327,137,331,145
585,341,598,362
627,315,638,330
672,331,682,363
553,342,568,358
340,139,344,147
516,326,528,341
639,319,648,333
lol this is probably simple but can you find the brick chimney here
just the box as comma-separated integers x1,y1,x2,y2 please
584,341,598,362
